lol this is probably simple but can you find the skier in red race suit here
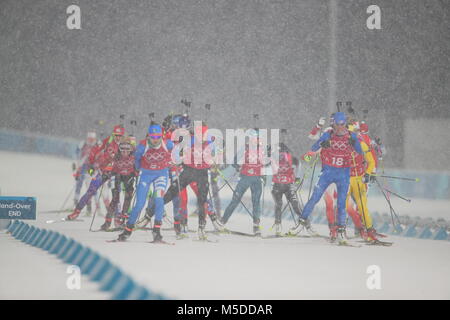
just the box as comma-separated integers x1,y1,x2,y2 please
72,131,98,213
270,142,303,236
220,129,268,236
99,137,137,230
161,122,223,240
67,125,124,221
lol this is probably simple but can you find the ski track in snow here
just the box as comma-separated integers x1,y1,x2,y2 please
1,151,449,299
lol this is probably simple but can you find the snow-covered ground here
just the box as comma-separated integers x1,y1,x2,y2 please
1,151,449,299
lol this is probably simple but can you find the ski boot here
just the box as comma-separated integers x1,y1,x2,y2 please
117,225,133,242
211,216,226,232
273,222,282,236
66,208,81,221
287,217,308,236
100,218,112,231
174,221,187,239
305,223,319,237
336,226,347,245
366,227,378,242
329,225,338,243
198,220,207,241
253,221,262,237
152,222,163,242
114,213,128,228
354,227,368,240
174,221,182,235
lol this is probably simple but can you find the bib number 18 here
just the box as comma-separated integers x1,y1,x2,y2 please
332,157,344,166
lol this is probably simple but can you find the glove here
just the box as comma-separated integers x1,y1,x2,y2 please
363,173,370,184
102,172,111,181
318,117,326,127
210,165,219,174
320,140,330,149
374,136,382,146
295,177,302,185
348,136,356,146
363,173,376,184
302,151,315,162
87,165,95,176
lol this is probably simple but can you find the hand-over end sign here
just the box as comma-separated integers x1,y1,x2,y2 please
0,197,36,220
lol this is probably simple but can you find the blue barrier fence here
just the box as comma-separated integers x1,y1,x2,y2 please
0,128,78,159
299,168,450,200
267,207,450,241
6,220,170,300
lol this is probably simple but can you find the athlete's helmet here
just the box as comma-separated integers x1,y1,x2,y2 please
148,124,163,137
86,131,97,146
179,114,191,129
360,121,369,134
331,112,347,125
112,125,125,136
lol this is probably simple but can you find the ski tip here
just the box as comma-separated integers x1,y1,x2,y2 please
150,240,175,245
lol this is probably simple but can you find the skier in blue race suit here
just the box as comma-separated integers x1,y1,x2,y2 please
289,112,363,244
117,124,174,242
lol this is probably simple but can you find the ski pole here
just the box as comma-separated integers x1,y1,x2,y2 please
306,118,323,202
287,199,298,224
296,188,305,210
261,176,265,218
215,168,239,193
206,172,221,223
279,157,317,217
280,179,305,219
372,174,420,182
58,184,76,215
307,154,318,201
381,186,411,203
89,181,106,232
174,166,185,225
124,173,139,221
374,178,401,228
355,176,369,230
215,167,254,219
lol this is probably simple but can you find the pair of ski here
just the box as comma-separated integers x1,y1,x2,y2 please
330,239,393,247
106,238,176,245
106,237,218,245
271,234,362,248
236,231,393,247
179,232,219,243
205,229,262,238
91,227,123,232
46,218,84,224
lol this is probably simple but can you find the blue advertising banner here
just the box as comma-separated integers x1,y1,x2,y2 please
0,197,36,220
